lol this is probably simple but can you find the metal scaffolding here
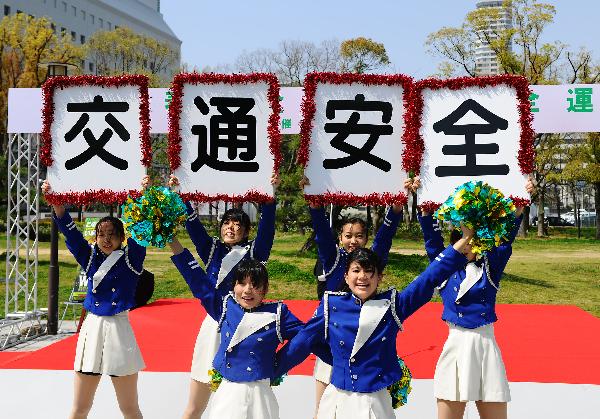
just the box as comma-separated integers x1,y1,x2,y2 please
1,133,45,350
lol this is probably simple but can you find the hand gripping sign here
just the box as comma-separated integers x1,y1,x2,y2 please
41,75,151,205
168,73,281,203
405,75,535,208
298,72,413,206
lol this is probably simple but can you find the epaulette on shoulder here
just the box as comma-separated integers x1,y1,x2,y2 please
217,293,234,331
206,237,219,267
380,286,397,295
324,291,348,296
389,288,403,331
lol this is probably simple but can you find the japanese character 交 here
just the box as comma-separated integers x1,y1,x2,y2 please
64,95,130,170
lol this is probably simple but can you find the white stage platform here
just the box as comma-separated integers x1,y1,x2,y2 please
1,370,599,418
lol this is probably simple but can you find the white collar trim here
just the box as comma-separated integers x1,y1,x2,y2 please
350,298,390,359
227,311,277,350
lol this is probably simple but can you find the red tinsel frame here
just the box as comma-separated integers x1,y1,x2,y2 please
41,74,151,205
44,190,142,206
509,195,531,208
167,73,281,203
298,72,413,206
406,75,535,208
417,201,442,215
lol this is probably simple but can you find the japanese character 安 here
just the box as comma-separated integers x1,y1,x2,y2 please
322,94,393,172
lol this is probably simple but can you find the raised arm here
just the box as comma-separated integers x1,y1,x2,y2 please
274,302,327,377
310,206,339,270
395,228,472,322
124,237,146,273
371,206,403,268
52,210,92,269
42,181,91,268
184,202,215,264
417,212,446,262
170,239,223,320
279,304,306,341
486,213,523,284
251,201,277,262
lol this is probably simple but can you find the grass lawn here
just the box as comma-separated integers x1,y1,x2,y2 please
2,226,599,319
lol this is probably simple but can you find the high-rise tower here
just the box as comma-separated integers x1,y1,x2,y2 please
474,1,513,75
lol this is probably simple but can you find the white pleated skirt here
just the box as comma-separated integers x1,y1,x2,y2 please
208,378,279,419
317,385,394,419
190,316,221,383
313,356,333,384
74,311,145,376
434,322,511,402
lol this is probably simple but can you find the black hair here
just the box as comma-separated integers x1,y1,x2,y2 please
220,208,251,239
338,217,369,239
449,229,462,245
95,216,125,242
345,248,383,276
233,259,269,291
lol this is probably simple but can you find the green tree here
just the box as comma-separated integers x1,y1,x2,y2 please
0,13,84,132
557,134,600,240
339,37,392,235
340,37,390,74
0,13,84,213
562,48,600,239
426,0,577,237
276,134,312,235
426,0,563,82
87,27,178,87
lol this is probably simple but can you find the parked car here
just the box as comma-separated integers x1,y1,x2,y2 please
546,216,575,226
531,216,574,227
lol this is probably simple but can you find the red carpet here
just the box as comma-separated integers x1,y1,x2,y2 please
1,299,599,385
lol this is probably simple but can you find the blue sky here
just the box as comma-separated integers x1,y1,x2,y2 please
161,1,600,78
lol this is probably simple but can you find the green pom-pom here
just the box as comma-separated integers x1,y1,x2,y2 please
270,374,286,387
388,357,412,409
434,181,517,255
121,186,187,248
208,369,223,392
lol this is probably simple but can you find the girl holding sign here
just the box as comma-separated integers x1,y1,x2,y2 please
168,237,304,419
414,178,534,419
42,180,146,419
274,235,473,418
302,176,417,417
169,174,279,419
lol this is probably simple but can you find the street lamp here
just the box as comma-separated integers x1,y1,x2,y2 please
43,62,68,335
46,62,68,77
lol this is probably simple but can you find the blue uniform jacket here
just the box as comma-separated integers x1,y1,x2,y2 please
185,201,276,292
310,207,402,293
418,214,523,329
172,248,304,382
274,245,466,393
54,212,146,316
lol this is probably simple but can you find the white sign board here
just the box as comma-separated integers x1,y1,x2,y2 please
417,83,528,203
45,81,148,204
279,86,303,134
529,84,597,133
7,85,600,135
171,75,278,202
302,76,409,205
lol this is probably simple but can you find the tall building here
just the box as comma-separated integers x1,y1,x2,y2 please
474,1,513,76
2,0,180,80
